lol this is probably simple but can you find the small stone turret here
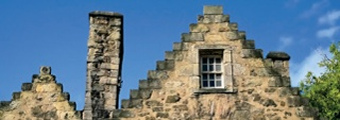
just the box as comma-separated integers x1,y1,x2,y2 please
0,66,81,120
83,11,124,119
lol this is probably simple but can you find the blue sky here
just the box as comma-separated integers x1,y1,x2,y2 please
0,0,339,110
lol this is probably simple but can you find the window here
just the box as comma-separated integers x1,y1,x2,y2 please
200,50,223,88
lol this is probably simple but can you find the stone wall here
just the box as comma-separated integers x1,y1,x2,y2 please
0,5,319,120
111,6,319,120
0,66,81,120
83,11,124,119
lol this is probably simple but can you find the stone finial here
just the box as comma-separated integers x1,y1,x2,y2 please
89,11,122,17
266,52,290,60
204,6,223,15
39,66,51,75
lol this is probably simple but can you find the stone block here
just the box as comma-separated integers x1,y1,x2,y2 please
165,94,180,103
148,79,161,89
68,101,77,110
173,42,182,51
156,112,169,118
21,83,32,91
268,76,282,87
266,51,290,60
139,79,148,89
181,33,190,42
260,99,277,107
296,106,318,117
273,59,283,67
130,89,140,99
229,22,238,31
189,23,209,33
157,60,174,70
203,6,223,15
12,92,20,100
152,106,163,112
221,14,230,22
190,33,204,41
238,31,246,40
62,92,70,101
119,110,135,118
242,40,255,49
165,51,174,60
129,99,143,108
139,89,152,99
290,87,300,96
173,105,188,111
121,99,130,108
281,76,291,87
279,88,292,97
225,31,239,40
0,101,10,110
147,70,168,80
57,83,64,92
241,49,263,58
146,100,163,107
287,96,308,107
156,61,166,70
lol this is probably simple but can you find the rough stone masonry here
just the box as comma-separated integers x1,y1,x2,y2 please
0,6,320,120
83,11,124,119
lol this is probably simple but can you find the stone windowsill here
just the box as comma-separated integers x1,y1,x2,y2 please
194,88,237,95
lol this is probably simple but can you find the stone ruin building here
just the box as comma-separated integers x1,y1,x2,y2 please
0,6,319,120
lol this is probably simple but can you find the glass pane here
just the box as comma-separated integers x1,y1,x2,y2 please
209,65,214,71
202,65,208,71
209,74,215,80
202,57,207,64
216,65,221,71
202,81,208,87
202,74,207,79
216,58,221,63
209,58,214,64
216,74,221,80
210,81,215,87
216,81,221,87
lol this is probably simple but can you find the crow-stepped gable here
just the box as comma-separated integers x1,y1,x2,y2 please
0,6,319,120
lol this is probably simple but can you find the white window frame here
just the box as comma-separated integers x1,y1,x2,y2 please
200,53,224,89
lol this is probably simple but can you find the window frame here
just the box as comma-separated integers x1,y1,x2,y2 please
199,50,224,89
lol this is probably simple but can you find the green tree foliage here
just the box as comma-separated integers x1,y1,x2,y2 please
300,42,340,119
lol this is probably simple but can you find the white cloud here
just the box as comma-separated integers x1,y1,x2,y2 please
300,0,329,18
316,26,340,38
278,36,293,50
290,47,330,86
318,10,340,25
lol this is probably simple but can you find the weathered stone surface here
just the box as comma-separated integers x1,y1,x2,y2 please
260,99,277,107
146,100,163,107
203,6,223,15
129,99,143,108
121,99,130,108
1,5,319,120
139,89,152,99
287,96,308,107
242,40,255,49
1,67,81,120
296,106,318,117
165,94,180,103
21,83,32,91
266,52,290,60
156,112,169,118
241,49,263,58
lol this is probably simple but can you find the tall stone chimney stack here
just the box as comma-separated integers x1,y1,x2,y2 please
83,11,123,119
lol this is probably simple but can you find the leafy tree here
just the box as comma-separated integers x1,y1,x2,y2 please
300,42,340,119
